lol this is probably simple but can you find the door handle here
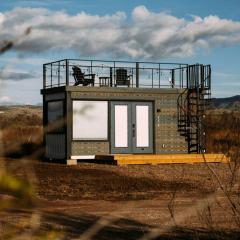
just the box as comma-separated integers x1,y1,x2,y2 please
132,123,135,138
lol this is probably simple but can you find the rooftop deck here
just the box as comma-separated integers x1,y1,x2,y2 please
43,59,191,89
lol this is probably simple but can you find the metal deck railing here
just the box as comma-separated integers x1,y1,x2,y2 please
43,59,189,89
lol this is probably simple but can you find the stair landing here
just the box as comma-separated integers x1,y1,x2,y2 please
95,154,229,165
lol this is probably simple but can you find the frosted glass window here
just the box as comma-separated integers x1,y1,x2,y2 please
136,105,149,147
114,105,128,147
73,101,108,140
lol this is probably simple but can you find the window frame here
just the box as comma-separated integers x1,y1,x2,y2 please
72,100,109,141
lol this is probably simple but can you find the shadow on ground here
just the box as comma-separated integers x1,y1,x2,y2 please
5,209,239,240
34,163,211,201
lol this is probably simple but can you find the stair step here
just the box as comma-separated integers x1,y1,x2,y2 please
190,97,205,100
190,144,198,147
180,133,188,137
189,103,205,106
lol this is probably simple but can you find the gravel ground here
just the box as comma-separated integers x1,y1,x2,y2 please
1,158,240,239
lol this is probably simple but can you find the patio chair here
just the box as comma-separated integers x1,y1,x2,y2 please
115,68,131,87
72,66,95,86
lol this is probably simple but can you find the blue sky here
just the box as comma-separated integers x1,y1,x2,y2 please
0,0,239,104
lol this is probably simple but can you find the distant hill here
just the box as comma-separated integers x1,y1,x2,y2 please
0,96,239,111
210,95,240,111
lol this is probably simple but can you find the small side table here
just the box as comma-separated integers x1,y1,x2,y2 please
99,77,110,87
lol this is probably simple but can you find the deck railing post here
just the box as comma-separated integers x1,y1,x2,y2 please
113,61,116,86
58,61,60,86
171,69,175,88
136,62,139,87
50,63,52,87
110,67,113,87
90,60,93,75
158,63,161,88
66,59,69,86
152,68,154,88
43,64,46,89
209,65,211,90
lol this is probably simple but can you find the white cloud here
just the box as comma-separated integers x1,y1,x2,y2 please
0,96,11,102
0,5,240,59
0,66,35,81
1,56,48,66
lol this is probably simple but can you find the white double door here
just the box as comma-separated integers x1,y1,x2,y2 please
111,101,153,154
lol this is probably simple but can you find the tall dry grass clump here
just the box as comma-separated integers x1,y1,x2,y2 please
0,106,43,158
205,110,240,155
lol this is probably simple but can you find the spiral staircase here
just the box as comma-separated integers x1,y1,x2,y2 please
177,64,211,153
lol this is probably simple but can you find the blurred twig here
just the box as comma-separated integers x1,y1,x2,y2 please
0,27,31,55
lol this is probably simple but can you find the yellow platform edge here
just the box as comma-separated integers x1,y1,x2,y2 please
95,154,229,165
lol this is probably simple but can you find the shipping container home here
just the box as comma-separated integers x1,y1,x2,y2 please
41,59,211,164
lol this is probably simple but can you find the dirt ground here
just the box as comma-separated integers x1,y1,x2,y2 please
0,105,239,239
1,158,240,239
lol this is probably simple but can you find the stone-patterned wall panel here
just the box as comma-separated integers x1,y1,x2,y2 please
71,89,188,154
72,141,109,155
155,95,188,153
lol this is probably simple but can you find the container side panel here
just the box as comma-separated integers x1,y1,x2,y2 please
45,92,65,101
46,134,65,159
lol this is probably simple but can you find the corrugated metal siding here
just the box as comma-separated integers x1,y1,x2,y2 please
46,134,65,159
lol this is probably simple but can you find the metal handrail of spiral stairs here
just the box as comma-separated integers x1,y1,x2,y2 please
177,64,211,153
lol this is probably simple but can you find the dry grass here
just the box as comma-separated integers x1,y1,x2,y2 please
0,106,240,239
205,109,240,154
0,106,43,157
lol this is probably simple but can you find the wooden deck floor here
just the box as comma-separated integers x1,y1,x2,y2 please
94,154,229,165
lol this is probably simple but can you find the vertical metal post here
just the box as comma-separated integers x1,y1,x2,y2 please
43,64,46,89
171,69,175,88
180,66,182,88
158,63,161,88
197,64,199,88
136,62,139,88
66,59,69,86
50,63,52,87
110,67,113,87
152,68,153,88
209,65,211,90
113,61,116,87
58,61,60,86
90,60,93,75
181,66,183,88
